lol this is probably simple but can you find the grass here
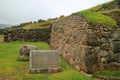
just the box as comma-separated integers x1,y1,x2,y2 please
23,18,61,29
0,35,4,38
23,16,68,29
75,10,117,27
78,0,118,27
94,70,120,78
0,42,95,80
13,58,95,80
23,22,50,29
89,5,103,12
0,42,50,76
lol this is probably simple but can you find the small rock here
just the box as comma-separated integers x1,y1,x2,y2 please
101,58,107,63
101,43,110,50
99,50,109,57
93,47,100,53
101,38,106,43
75,65,80,71
110,41,120,53
69,58,74,66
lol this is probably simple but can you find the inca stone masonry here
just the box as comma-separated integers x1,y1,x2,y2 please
3,9,120,73
50,13,120,73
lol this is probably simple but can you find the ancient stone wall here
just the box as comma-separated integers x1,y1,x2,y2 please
0,29,6,35
50,14,120,73
98,1,120,12
4,28,51,43
0,29,2,35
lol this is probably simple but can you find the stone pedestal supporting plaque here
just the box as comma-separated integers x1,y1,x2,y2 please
29,50,61,74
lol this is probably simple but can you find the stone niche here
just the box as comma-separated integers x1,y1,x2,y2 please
50,14,120,73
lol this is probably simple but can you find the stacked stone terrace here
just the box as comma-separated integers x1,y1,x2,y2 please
4,28,51,43
50,14,120,73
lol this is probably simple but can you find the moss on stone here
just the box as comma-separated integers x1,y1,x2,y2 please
75,10,117,27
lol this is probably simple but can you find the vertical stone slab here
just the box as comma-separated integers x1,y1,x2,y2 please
29,50,61,73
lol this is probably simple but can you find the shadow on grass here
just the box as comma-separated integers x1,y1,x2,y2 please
16,57,29,62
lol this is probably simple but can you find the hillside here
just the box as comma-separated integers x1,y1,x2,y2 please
4,16,66,30
89,0,120,12
74,0,120,27
23,20,54,29
0,24,12,29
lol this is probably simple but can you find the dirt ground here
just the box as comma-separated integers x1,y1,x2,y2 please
0,37,4,43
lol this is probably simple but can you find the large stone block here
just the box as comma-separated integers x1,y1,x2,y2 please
79,46,98,73
108,62,120,70
110,41,120,53
112,31,120,41
99,50,109,57
100,43,110,50
86,32,100,46
19,45,38,60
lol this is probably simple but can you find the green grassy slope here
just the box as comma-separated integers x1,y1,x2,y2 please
73,0,119,27
0,42,50,76
94,70,120,78
23,20,53,29
0,42,95,80
23,17,67,29
75,10,117,27
13,58,95,80
89,0,116,12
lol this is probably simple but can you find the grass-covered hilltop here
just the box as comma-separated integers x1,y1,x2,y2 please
0,0,120,80
74,0,119,27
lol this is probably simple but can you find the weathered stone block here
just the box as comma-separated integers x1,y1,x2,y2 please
29,50,61,74
19,45,38,60
112,31,120,41
101,43,110,50
99,50,109,57
86,32,100,46
110,41,120,53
